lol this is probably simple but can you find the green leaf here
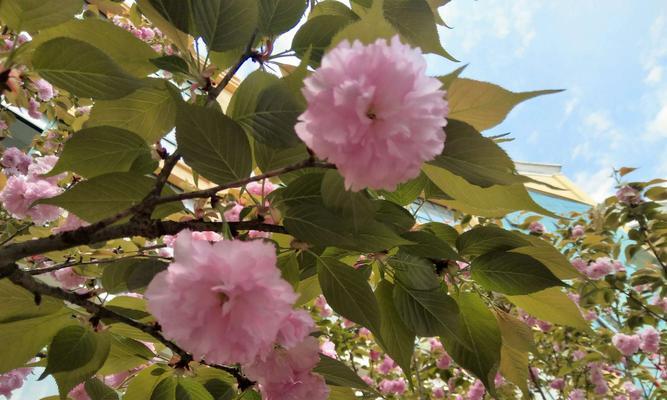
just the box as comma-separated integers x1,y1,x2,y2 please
389,252,440,290
375,280,415,374
136,0,191,53
392,284,465,347
399,231,458,260
84,378,119,400
259,0,307,36
176,103,252,185
0,280,62,322
447,78,562,131
254,141,309,173
327,386,359,400
32,38,146,100
471,251,565,295
423,164,558,218
317,257,381,334
442,292,501,395
21,18,158,77
0,0,82,32
438,65,467,90
419,222,459,247
379,173,428,206
227,70,302,148
0,309,73,374
148,0,192,33
506,287,589,330
495,310,535,394
39,172,182,223
292,15,352,65
509,236,583,280
277,252,300,288
191,0,258,52
321,170,376,227
310,1,360,21
53,330,111,399
43,325,97,376
101,258,168,294
456,225,529,257
383,0,456,60
330,0,396,47
313,355,371,390
191,366,235,400
150,55,190,75
124,365,172,400
99,334,155,376
48,127,152,178
430,120,530,187
175,378,215,400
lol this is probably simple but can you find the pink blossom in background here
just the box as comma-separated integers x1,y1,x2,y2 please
27,97,42,119
319,339,337,358
0,368,31,398
369,349,380,361
248,230,271,239
223,202,244,222
528,221,546,234
652,297,667,313
68,383,90,400
145,232,298,365
246,180,276,197
276,309,314,349
571,258,587,273
28,155,65,184
51,267,87,290
74,106,92,116
376,355,398,374
244,337,329,400
432,387,446,398
550,378,565,390
295,36,448,191
466,380,485,400
341,318,355,328
151,43,163,53
378,378,407,395
34,79,55,101
568,389,586,400
429,337,444,352
536,320,552,332
313,295,332,317
358,327,372,339
639,326,660,354
16,33,30,45
589,363,608,395
616,186,641,205
585,258,614,280
571,225,585,238
622,381,643,400
0,175,62,224
436,353,452,369
612,333,641,356
1,147,32,175
140,27,155,41
361,375,374,386
52,213,89,234
0,118,8,130
572,350,586,361
190,231,223,242
494,373,505,387
583,309,598,321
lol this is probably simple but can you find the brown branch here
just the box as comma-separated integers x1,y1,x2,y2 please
28,254,171,276
206,31,258,105
4,265,253,388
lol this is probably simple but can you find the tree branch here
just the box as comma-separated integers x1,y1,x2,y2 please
206,31,257,105
4,265,253,388
28,254,171,276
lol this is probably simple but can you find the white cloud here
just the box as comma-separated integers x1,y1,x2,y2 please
647,102,667,140
573,167,616,203
583,111,623,148
645,65,663,84
564,97,579,118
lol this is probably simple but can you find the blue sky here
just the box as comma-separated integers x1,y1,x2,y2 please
432,0,667,201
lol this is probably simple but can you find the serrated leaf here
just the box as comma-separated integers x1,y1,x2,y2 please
313,355,371,390
438,65,466,90
32,38,146,100
150,55,190,75
254,141,309,173
39,172,182,223
49,127,151,178
317,257,381,334
176,103,252,185
399,230,458,260
136,0,191,53
99,334,155,376
84,378,119,400
148,0,192,33
509,244,583,280
456,225,529,257
442,292,501,395
124,365,172,400
0,0,82,32
330,0,396,47
292,15,352,66
375,280,415,374
259,0,307,36
379,173,429,206
471,251,565,295
447,78,562,131
86,80,178,144
43,325,97,376
53,330,111,399
506,287,589,330
310,1,359,20
389,252,440,290
191,0,258,52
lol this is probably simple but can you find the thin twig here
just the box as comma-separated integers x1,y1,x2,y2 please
28,254,171,275
529,366,548,400
206,31,258,105
0,222,33,246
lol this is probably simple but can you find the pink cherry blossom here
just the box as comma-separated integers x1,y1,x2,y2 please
376,355,398,374
276,309,314,349
550,378,565,390
616,186,641,205
369,349,381,361
313,295,332,317
466,380,486,400
145,232,299,364
52,213,89,233
652,296,667,313
248,230,271,239
34,79,55,101
432,387,446,398
436,353,452,369
571,258,587,273
246,180,276,197
244,337,329,400
612,333,641,356
429,337,444,352
378,378,407,395
583,309,598,321
585,258,614,280
223,202,244,222
140,27,155,41
529,221,546,234
494,373,505,387
361,375,374,386
639,326,660,354
51,267,87,290
0,175,62,224
0,118,8,130
589,363,608,395
358,327,372,339
1,147,32,175
0,368,31,398
536,320,552,332
623,381,642,400
295,36,448,191
572,350,586,361
571,225,585,238
190,231,223,242
319,339,337,358
568,389,586,400
27,97,42,119
28,155,64,184
68,383,90,400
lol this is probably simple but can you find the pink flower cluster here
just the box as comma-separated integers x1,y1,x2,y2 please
145,232,326,399
0,368,31,398
616,185,641,205
588,362,608,395
622,381,643,400
51,267,87,290
296,36,448,191
638,326,660,354
378,378,407,395
0,149,64,224
571,225,585,239
376,355,400,375
466,380,486,400
528,221,546,234
571,257,624,280
612,333,641,356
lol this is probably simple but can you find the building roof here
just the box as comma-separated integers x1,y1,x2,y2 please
516,161,595,206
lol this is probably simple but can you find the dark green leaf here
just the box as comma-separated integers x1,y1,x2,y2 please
124,365,172,400
379,173,428,206
32,38,145,100
456,226,529,257
254,141,309,172
389,253,440,290
314,355,371,390
292,15,351,65
150,55,190,75
399,231,458,260
176,103,252,185
375,280,415,374
43,325,97,376
259,0,307,36
191,0,258,52
148,0,192,33
84,378,119,400
471,251,565,295
53,330,111,398
0,0,82,32
101,258,168,294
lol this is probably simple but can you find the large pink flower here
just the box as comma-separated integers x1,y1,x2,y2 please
639,326,660,354
145,232,299,364
295,36,448,191
0,175,62,224
0,368,31,398
244,337,329,400
1,147,32,175
612,333,641,356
